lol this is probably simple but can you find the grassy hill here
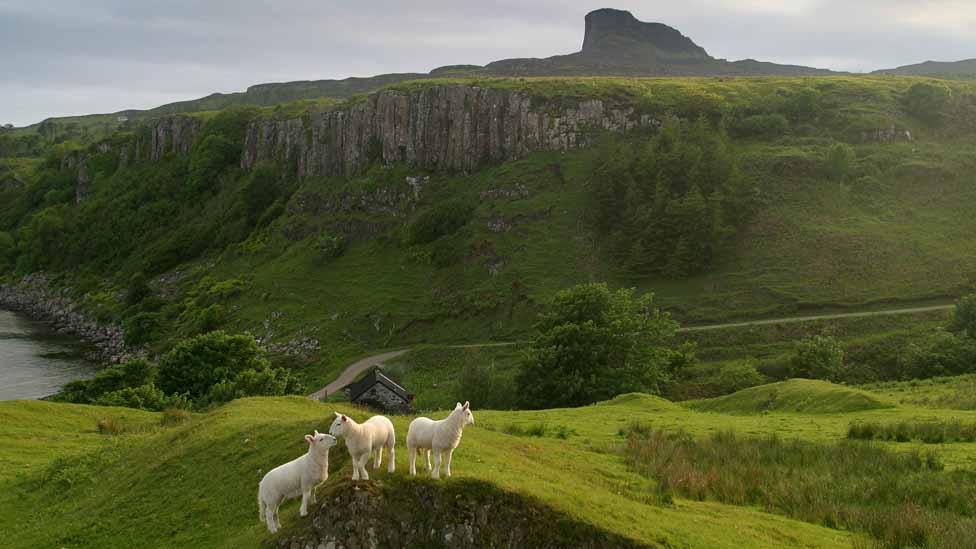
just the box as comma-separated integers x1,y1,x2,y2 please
4,379,976,547
3,75,976,390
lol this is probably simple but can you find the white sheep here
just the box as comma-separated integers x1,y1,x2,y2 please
407,401,474,479
257,430,337,534
328,412,396,480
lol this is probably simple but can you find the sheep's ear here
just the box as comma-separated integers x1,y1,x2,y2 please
455,402,462,409
334,411,341,417
305,434,314,443
463,401,470,410
342,415,347,422
314,429,320,436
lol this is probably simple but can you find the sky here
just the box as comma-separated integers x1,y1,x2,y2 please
2,0,975,127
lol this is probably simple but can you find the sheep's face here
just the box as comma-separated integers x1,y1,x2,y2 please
455,401,475,426
305,430,337,449
328,412,347,437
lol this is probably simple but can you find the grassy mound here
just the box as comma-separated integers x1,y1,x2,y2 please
0,396,855,548
688,379,893,414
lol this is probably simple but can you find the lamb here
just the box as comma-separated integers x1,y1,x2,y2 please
407,401,474,479
328,412,396,480
257,430,337,534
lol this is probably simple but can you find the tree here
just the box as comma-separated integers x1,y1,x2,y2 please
0,231,14,270
157,331,299,404
516,283,683,409
824,143,854,182
904,82,952,126
790,335,844,380
951,293,976,339
125,271,151,307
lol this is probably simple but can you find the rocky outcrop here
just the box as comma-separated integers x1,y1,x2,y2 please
267,479,642,549
0,274,134,364
147,115,202,161
581,8,710,62
861,125,913,143
242,85,657,177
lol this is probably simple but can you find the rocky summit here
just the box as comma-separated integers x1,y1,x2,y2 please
580,8,710,63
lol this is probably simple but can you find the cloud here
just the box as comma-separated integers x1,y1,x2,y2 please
0,0,974,126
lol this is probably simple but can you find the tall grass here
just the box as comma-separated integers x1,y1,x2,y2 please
622,428,976,548
848,420,976,444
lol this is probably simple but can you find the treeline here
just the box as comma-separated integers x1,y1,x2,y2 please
589,118,759,277
0,107,289,278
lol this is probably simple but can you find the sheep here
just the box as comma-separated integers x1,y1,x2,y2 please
257,430,337,534
328,412,396,480
407,401,475,479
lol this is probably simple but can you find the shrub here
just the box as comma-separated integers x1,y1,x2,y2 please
457,361,518,410
160,407,192,427
824,143,854,181
125,272,150,307
408,199,475,245
157,331,299,405
790,335,844,380
730,113,789,138
904,82,952,126
517,283,683,409
951,293,976,339
668,360,766,400
96,417,127,435
240,163,280,226
94,383,189,411
314,232,347,262
0,230,14,270
123,311,162,346
188,134,239,194
58,359,158,404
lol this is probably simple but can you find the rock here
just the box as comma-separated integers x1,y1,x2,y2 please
241,85,657,177
0,274,138,364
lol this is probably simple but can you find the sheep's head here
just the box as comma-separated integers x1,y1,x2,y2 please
328,412,348,437
304,430,337,450
455,401,474,426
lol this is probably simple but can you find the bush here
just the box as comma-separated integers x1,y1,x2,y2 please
123,312,162,346
0,230,14,270
125,272,150,307
516,283,683,409
157,331,299,405
790,335,844,380
668,360,766,400
408,199,475,245
93,383,189,412
904,82,952,126
58,359,158,404
160,407,192,427
951,293,976,339
730,114,789,138
241,163,280,226
824,143,854,181
314,232,346,262
96,417,127,436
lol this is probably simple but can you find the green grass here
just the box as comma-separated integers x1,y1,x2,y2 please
687,379,893,414
8,375,976,546
860,375,976,410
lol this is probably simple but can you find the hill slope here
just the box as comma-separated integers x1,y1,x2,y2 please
874,59,976,80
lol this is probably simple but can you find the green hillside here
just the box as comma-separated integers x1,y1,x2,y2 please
5,379,976,547
2,75,976,390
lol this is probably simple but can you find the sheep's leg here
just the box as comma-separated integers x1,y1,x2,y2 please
425,449,432,471
300,487,310,517
310,485,317,505
358,453,370,480
445,449,454,478
432,449,442,479
351,452,361,481
264,504,277,534
408,445,417,475
374,446,384,469
387,443,396,473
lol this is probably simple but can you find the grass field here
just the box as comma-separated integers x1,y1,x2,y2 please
5,378,976,547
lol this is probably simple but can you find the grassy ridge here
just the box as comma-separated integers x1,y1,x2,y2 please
6,378,976,546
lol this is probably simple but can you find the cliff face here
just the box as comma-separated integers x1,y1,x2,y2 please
241,85,656,177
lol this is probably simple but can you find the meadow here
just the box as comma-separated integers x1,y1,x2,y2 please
4,378,976,547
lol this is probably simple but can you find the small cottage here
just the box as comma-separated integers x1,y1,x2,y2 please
346,367,413,413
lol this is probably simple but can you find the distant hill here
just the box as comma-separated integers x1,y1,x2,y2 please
14,8,839,134
873,59,976,80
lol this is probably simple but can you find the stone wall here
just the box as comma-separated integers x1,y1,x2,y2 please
352,383,411,413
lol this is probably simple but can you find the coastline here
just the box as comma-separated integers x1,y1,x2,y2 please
0,274,132,364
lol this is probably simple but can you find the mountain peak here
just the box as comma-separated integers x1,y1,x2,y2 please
580,8,710,63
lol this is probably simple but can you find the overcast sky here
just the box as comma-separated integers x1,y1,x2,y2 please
2,0,975,126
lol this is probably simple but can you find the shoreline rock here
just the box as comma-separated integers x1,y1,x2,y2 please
0,274,133,364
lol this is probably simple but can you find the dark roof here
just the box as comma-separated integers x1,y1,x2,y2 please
347,367,412,402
